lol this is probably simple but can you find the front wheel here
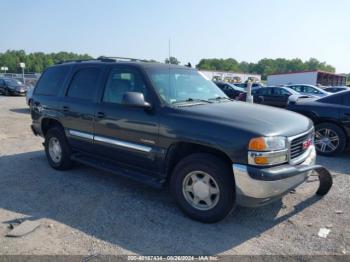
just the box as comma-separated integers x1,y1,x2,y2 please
170,153,235,223
314,123,346,156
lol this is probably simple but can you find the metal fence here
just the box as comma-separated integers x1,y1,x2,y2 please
0,73,40,86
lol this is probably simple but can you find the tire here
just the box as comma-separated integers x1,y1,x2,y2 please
315,123,346,156
4,89,9,96
170,153,235,223
44,127,73,170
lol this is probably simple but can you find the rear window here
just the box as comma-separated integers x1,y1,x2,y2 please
35,66,70,96
318,94,341,104
67,68,101,101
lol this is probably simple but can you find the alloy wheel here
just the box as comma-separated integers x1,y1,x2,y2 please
182,171,220,211
315,128,340,153
48,137,62,163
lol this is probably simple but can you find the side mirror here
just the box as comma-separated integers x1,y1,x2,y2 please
122,92,152,109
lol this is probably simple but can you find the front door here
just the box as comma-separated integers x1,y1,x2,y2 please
93,66,159,173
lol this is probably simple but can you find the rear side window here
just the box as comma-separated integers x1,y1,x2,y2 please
67,68,101,101
35,66,69,96
260,88,272,95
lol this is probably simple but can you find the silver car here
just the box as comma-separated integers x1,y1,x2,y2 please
286,84,330,97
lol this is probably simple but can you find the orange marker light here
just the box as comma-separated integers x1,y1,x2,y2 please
254,156,269,165
248,137,266,151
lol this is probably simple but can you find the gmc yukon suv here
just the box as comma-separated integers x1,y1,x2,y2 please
30,57,332,223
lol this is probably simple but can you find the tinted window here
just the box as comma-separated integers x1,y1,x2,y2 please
260,88,272,95
35,66,69,96
274,88,290,96
319,94,341,104
67,68,101,100
103,68,148,104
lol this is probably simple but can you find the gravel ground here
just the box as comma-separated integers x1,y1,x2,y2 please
0,96,349,256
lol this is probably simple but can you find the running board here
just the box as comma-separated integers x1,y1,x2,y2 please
71,153,164,189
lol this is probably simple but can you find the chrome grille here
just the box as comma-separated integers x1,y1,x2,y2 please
289,129,313,163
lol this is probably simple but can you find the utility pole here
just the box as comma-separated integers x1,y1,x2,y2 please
246,80,253,103
19,62,25,84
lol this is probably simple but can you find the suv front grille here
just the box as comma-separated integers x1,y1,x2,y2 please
289,129,314,163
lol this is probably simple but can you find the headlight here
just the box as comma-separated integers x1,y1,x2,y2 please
248,136,288,166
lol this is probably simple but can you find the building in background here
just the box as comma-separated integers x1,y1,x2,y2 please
267,70,347,86
199,70,261,83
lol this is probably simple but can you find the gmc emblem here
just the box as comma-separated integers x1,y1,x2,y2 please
302,138,312,150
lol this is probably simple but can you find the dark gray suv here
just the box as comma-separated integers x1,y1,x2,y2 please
30,57,332,223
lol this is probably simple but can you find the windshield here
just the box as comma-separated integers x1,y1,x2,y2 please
229,84,245,92
5,79,23,86
146,67,227,104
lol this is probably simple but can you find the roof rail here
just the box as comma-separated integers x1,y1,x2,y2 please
56,56,153,65
56,58,101,64
97,56,150,63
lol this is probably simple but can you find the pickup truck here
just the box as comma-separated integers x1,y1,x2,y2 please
30,57,332,223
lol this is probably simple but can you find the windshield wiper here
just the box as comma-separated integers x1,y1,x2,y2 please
172,98,213,104
208,96,232,102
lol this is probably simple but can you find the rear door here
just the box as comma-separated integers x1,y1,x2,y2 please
93,65,159,173
273,88,291,107
60,65,104,152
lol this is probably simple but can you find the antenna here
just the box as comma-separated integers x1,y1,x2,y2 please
168,38,171,63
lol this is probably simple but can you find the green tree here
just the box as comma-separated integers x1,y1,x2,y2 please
165,56,180,65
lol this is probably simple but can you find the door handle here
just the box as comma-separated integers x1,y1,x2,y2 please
62,106,70,112
97,112,105,118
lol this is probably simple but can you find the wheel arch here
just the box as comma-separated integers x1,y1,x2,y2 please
41,118,65,136
164,142,233,183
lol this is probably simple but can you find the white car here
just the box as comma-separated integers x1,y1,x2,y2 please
286,84,331,97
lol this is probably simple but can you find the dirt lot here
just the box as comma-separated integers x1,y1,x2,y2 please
0,96,349,256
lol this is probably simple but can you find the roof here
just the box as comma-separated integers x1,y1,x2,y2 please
53,58,191,70
268,70,346,77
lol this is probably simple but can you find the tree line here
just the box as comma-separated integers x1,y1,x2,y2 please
0,50,92,73
0,50,346,81
196,58,337,80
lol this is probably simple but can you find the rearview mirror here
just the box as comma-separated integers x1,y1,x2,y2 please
122,92,151,109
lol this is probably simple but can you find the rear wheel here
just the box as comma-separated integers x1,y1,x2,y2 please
314,123,346,156
170,153,235,223
44,127,73,170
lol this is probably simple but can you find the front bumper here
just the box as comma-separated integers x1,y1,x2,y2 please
8,89,26,96
233,146,321,207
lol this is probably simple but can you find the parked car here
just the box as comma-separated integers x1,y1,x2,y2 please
0,78,28,96
287,90,350,156
286,84,330,97
236,89,258,102
253,86,302,108
30,57,331,223
235,82,264,90
324,86,349,93
213,81,245,99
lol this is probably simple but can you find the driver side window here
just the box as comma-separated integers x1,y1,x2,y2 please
103,68,149,104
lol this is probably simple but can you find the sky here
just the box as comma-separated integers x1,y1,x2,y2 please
1,0,350,73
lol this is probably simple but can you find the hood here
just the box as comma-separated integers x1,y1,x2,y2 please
176,101,313,137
